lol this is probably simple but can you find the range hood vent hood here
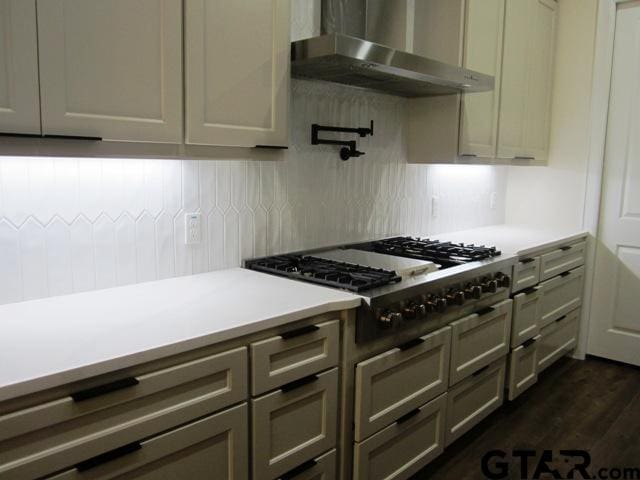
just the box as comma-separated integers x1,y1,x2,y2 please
291,0,494,98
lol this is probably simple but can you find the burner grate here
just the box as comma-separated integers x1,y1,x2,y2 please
245,255,401,292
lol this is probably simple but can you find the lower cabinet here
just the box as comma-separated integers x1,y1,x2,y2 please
538,266,585,328
511,288,541,347
507,336,540,401
537,308,580,373
445,357,506,446
279,449,337,480
252,368,339,480
47,403,249,479
353,393,447,480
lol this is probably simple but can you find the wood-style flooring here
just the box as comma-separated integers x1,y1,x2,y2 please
412,356,640,479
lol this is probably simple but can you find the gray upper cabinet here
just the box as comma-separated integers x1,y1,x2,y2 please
36,0,184,143
0,0,40,135
184,0,290,147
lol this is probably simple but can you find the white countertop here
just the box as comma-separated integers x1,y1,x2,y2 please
432,224,588,257
0,268,361,402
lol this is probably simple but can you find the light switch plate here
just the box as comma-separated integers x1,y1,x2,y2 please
431,195,439,218
185,213,201,245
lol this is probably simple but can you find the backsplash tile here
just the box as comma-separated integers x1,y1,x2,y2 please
0,80,506,305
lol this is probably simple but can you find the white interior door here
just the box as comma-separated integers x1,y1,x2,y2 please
588,1,640,366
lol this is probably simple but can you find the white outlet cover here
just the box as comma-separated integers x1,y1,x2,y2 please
490,191,498,210
431,195,439,218
185,213,202,245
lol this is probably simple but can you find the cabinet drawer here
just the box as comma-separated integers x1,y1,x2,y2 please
512,257,541,292
540,241,586,281
507,337,539,401
278,449,336,480
0,347,248,480
252,368,338,480
251,320,339,395
446,357,506,446
47,403,248,480
539,266,584,328
511,288,541,347
354,326,451,441
353,393,447,480
537,309,579,373
449,299,512,385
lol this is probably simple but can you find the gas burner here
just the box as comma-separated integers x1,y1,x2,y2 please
351,236,501,268
245,255,401,293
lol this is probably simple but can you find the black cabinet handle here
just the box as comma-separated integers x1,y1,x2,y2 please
76,442,141,472
0,132,42,139
560,245,572,251
281,374,318,393
254,144,288,149
513,156,535,160
71,377,139,402
522,287,538,295
43,134,102,141
476,306,495,316
522,338,537,349
396,408,421,424
280,459,317,479
520,258,536,264
398,337,425,351
555,315,567,323
460,153,478,157
472,365,490,377
560,271,572,277
280,324,319,340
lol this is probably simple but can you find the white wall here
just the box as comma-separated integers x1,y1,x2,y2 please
505,0,599,230
0,79,507,305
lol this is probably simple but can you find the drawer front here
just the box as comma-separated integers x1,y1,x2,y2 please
540,241,586,281
252,368,338,480
449,299,512,385
511,289,541,347
512,257,541,292
539,266,584,328
0,348,248,480
446,357,506,446
353,393,447,480
354,326,451,441
507,337,540,401
537,309,579,373
251,320,340,396
278,449,336,480
47,403,249,480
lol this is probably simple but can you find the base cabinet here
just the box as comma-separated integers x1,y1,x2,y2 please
507,336,540,401
353,393,447,480
537,309,580,373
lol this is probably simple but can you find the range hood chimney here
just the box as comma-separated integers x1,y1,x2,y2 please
291,0,494,97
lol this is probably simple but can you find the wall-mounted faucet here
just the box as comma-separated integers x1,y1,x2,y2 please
311,120,374,160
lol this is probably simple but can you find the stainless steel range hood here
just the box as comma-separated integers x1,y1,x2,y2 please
291,0,494,97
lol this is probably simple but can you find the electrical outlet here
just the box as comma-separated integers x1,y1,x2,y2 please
431,195,439,218
185,213,201,245
490,191,497,210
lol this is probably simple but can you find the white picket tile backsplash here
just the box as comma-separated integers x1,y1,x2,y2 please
0,80,506,305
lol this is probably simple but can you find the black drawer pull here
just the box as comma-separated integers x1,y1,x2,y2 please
281,374,318,393
560,245,572,251
281,324,319,340
460,153,478,157
522,338,537,349
255,144,288,149
520,258,536,264
280,459,317,479
476,306,495,316
560,271,572,277
513,155,535,160
398,337,425,351
522,287,538,296
472,365,490,377
0,132,42,138
71,377,139,402
397,408,421,424
76,442,141,472
555,315,567,323
43,134,102,141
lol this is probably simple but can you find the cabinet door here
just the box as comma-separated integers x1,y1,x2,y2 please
185,0,290,147
36,0,183,143
458,0,505,159
0,0,40,135
497,0,556,162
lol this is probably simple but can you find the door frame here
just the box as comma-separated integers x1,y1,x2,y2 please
580,0,637,357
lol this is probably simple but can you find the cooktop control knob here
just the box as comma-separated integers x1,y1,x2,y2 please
378,310,402,328
416,303,428,317
482,279,498,293
402,304,417,320
446,290,465,306
495,272,511,288
435,296,447,313
465,284,482,299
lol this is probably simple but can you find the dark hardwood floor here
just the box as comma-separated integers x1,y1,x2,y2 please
412,356,640,479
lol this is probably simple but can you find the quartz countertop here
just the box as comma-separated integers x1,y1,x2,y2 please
0,268,361,402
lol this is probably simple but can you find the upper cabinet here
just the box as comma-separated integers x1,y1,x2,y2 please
185,0,290,147
409,0,557,165
497,0,556,161
36,0,183,143
0,0,40,135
